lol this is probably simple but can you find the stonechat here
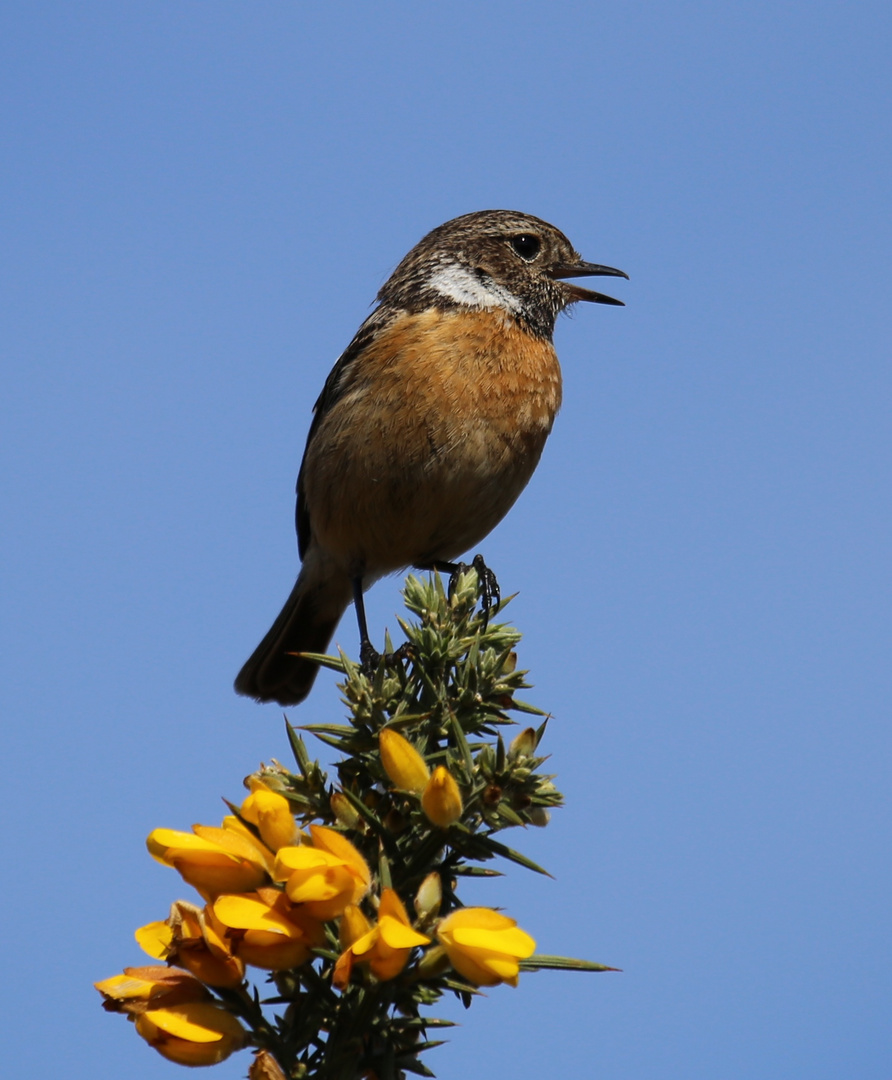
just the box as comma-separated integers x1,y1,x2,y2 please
235,210,627,705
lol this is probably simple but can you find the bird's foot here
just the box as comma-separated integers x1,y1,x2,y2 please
359,638,414,678
419,554,501,630
466,554,500,629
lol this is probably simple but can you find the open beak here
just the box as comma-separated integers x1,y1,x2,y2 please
550,260,629,306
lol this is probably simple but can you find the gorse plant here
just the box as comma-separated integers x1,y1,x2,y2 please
96,571,616,1078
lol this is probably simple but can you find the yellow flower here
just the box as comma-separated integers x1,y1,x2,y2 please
435,908,536,987
134,920,173,961
241,784,301,851
334,889,430,987
136,901,245,989
213,888,326,970
308,824,371,888
273,848,356,920
421,766,463,827
146,818,274,898
379,728,430,793
339,904,372,949
273,825,370,920
332,903,372,989
134,1001,246,1067
95,966,210,1014
96,965,245,1065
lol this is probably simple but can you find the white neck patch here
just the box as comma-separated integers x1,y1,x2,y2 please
427,262,522,315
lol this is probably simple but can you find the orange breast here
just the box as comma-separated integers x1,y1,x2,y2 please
302,307,562,573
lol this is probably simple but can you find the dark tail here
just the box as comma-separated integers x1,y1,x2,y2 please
234,568,352,706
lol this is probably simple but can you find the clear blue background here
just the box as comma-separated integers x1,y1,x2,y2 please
3,3,890,1077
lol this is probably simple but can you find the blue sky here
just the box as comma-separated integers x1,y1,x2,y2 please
3,3,890,1077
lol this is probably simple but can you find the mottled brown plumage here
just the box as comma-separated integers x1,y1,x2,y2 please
235,210,627,705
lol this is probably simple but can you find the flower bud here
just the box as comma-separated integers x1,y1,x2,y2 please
414,945,450,980
414,872,442,921
421,767,463,827
330,790,361,829
241,786,301,851
508,726,539,759
379,728,430,793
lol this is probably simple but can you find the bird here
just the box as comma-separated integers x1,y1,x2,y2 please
235,209,627,706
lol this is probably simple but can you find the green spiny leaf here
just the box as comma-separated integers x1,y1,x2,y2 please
520,955,622,973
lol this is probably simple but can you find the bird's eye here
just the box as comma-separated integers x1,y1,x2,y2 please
509,234,541,261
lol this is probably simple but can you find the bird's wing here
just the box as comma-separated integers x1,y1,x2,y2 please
295,306,394,559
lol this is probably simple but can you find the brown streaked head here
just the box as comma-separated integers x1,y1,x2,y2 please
376,210,628,339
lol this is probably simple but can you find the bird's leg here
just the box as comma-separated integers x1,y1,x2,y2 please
352,576,377,670
353,576,413,676
415,554,501,630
